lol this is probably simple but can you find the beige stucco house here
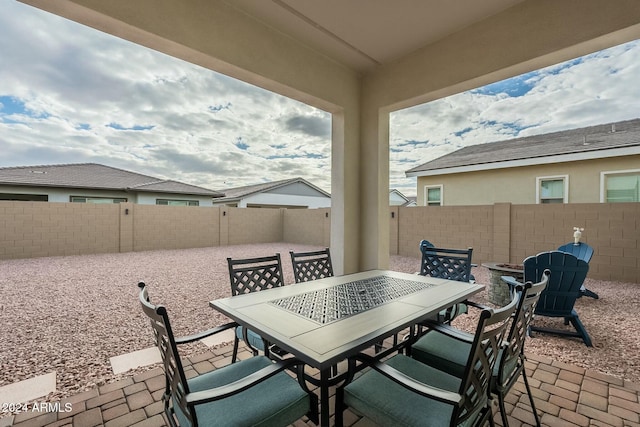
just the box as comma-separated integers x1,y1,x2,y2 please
406,119,640,206
0,163,223,206
18,1,640,274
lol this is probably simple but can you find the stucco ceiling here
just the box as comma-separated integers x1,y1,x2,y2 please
225,0,526,72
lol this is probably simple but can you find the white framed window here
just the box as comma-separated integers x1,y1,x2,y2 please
423,185,443,206
156,199,199,206
536,175,568,204
71,196,127,204
600,169,640,203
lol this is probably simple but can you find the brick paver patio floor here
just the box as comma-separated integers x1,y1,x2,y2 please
4,339,640,427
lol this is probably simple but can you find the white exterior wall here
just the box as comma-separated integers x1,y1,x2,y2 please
238,193,330,208
0,185,214,206
0,185,131,203
136,192,214,207
389,192,408,206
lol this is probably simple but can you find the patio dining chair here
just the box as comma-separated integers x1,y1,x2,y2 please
137,282,318,427
290,247,334,283
409,270,550,427
227,254,285,362
334,290,518,427
419,243,474,323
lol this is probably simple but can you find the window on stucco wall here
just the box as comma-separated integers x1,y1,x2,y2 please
537,175,568,204
601,170,640,203
424,185,443,206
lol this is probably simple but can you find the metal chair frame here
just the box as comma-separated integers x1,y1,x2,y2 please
409,271,549,426
335,294,518,427
227,254,285,362
419,244,474,323
290,248,334,283
137,282,318,426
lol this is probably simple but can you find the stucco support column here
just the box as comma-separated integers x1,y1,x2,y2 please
358,105,390,271
331,108,361,275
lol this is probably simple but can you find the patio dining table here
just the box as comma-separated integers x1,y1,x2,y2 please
210,269,484,426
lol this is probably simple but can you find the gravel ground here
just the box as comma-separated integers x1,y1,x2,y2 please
1,243,639,409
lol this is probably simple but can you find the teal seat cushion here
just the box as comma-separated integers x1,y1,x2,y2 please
236,326,266,351
412,331,518,390
411,330,472,378
344,354,486,427
174,356,309,427
493,350,519,387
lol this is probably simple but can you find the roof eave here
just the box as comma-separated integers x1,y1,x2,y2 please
406,145,640,177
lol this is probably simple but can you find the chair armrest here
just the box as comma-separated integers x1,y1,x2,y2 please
175,321,239,345
500,275,521,288
420,320,474,343
185,357,299,405
465,300,491,311
354,354,462,405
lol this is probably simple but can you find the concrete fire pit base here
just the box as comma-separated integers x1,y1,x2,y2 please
482,262,524,306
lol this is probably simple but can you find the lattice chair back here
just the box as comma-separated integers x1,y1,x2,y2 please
138,282,193,427
458,294,518,425
419,239,435,253
227,254,284,296
290,248,334,283
420,246,473,282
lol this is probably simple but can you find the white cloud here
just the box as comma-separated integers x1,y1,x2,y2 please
391,40,640,196
1,1,638,199
0,0,332,193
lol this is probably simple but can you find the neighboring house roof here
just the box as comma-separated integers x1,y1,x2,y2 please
389,189,416,207
215,177,330,203
406,118,640,177
0,163,223,197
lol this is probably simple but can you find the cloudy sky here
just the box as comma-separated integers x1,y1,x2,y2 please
1,1,639,197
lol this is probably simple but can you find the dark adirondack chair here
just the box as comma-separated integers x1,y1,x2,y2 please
419,242,473,323
558,242,598,299
523,251,592,346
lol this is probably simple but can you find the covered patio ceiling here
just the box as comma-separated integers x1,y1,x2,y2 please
19,0,640,274
222,0,529,73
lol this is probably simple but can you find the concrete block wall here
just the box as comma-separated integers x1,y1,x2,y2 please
283,208,330,247
133,204,220,252
0,201,638,282
224,207,283,245
397,204,494,263
397,203,639,282
0,201,120,259
389,207,399,255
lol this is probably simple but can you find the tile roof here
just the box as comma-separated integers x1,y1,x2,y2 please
0,163,223,196
216,177,330,202
406,118,640,175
